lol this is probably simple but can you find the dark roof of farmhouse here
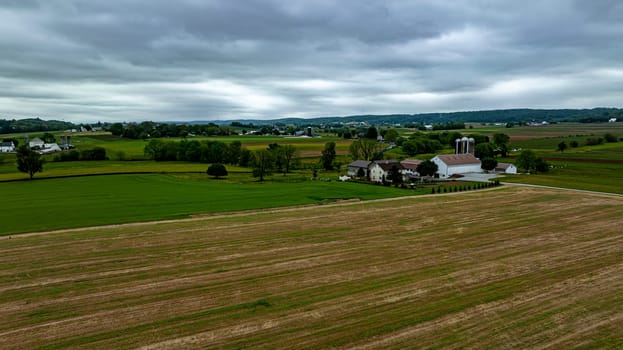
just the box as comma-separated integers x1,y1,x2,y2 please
400,159,422,170
373,159,402,171
437,154,481,166
348,160,372,168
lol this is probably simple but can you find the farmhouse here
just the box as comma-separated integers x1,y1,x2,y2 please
347,160,372,178
369,159,402,183
400,159,422,180
495,162,517,174
1,141,15,152
431,153,482,178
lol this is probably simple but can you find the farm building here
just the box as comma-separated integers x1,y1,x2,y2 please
431,154,482,178
347,160,372,178
369,159,402,183
1,141,15,152
400,159,422,180
39,143,62,154
495,163,517,174
28,138,44,149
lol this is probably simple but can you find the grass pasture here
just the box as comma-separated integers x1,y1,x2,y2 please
501,161,623,194
0,173,417,235
1,187,622,349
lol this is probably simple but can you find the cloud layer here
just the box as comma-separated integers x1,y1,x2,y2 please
1,1,622,122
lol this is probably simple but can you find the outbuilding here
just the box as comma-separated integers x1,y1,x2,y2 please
495,162,517,174
347,160,372,178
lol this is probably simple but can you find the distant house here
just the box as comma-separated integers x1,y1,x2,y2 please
369,159,402,183
347,160,371,178
431,154,482,178
29,138,44,149
0,141,15,152
495,163,517,174
609,118,617,123
400,159,422,181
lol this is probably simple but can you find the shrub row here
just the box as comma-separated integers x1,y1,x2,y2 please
431,180,500,194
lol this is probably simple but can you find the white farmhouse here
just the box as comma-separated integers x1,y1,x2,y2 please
431,154,482,178
495,163,517,174
369,159,401,183
0,141,15,152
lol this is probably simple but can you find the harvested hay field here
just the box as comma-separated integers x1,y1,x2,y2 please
1,187,622,349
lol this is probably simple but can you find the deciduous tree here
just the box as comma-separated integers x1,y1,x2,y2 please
207,163,228,179
481,157,498,171
16,144,43,179
416,160,438,177
252,149,273,181
320,142,336,170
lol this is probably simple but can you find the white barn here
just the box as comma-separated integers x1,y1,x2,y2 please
431,154,482,178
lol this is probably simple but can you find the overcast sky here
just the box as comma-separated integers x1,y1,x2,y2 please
1,1,622,122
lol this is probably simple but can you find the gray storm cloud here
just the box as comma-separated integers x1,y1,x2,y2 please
1,0,622,122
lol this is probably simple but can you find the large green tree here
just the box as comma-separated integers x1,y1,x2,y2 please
383,129,400,143
492,133,510,157
350,139,384,160
481,157,498,171
207,163,228,179
516,150,549,173
416,160,438,177
365,127,378,140
16,144,43,179
320,142,336,170
516,150,537,172
251,149,273,181
475,143,495,159
281,144,298,173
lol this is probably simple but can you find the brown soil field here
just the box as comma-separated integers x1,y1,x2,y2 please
1,187,622,349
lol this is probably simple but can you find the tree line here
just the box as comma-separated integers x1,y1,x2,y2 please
109,121,233,139
0,118,76,134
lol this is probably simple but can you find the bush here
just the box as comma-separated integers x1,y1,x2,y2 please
80,147,107,161
569,140,579,148
207,163,228,178
604,133,619,143
54,150,80,162
586,137,604,146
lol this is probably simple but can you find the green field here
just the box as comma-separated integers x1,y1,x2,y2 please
501,161,623,194
0,173,419,235
1,187,622,349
